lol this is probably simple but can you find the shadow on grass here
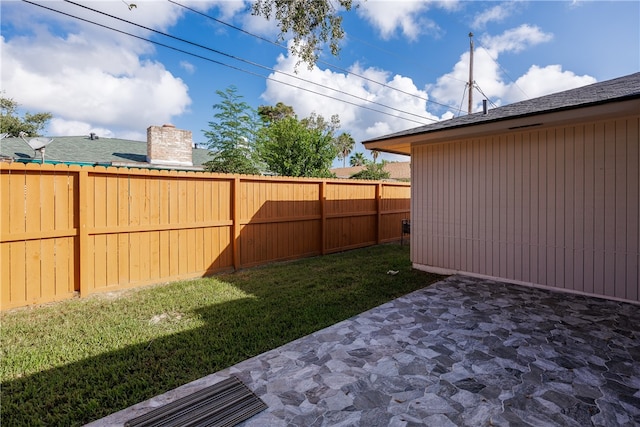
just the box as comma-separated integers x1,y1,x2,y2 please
1,245,443,426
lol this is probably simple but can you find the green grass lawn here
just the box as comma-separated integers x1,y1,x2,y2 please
1,244,442,426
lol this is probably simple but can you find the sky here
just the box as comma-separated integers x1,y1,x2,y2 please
1,0,638,166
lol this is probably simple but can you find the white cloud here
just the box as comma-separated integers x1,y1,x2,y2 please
356,1,436,40
47,118,117,138
505,65,596,101
260,47,436,162
481,24,553,54
472,3,518,29
180,61,196,74
0,2,191,139
431,25,594,112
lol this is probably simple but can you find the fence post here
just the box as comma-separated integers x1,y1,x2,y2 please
77,167,89,297
232,177,241,270
376,182,382,244
320,180,327,255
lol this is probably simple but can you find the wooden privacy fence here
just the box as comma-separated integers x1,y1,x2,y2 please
1,163,410,310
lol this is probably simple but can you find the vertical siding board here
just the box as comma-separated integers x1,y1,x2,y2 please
583,124,596,294
440,145,448,268
610,119,629,298
543,129,555,287
563,127,576,290
593,122,606,295
447,144,455,269
470,140,478,272
603,121,617,298
512,133,523,281
573,125,585,290
414,146,420,264
478,140,487,275
614,119,628,299
453,142,461,270
521,133,531,283
433,145,440,267
431,146,438,267
415,148,423,265
491,137,500,276
626,117,639,302
500,135,515,279
537,130,548,285
555,128,566,288
460,141,470,271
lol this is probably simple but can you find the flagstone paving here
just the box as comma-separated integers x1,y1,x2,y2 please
89,275,640,427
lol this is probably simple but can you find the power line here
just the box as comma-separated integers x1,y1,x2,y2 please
473,83,499,109
168,0,461,114
22,0,432,126
62,0,438,123
477,44,528,99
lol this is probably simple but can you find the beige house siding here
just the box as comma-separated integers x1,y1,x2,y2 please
411,115,639,303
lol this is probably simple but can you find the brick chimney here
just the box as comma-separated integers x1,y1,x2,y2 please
146,124,193,167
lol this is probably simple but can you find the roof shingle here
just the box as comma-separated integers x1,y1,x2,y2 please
365,72,640,144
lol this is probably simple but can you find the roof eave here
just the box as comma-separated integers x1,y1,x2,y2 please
364,97,640,156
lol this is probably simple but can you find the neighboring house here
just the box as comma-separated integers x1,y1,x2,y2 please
364,72,640,304
0,124,210,170
331,161,411,180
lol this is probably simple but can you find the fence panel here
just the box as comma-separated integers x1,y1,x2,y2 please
1,164,78,309
324,182,378,252
1,163,409,310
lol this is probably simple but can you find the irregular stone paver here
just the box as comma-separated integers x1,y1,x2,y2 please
88,276,640,427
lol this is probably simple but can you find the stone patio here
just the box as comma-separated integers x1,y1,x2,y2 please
88,275,640,427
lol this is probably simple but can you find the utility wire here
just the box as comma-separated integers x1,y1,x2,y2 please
168,0,461,114
477,44,528,100
22,0,432,126
60,0,436,123
456,83,468,117
473,83,498,109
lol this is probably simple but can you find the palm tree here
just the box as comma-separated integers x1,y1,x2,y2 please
335,132,355,167
350,152,366,166
371,149,380,164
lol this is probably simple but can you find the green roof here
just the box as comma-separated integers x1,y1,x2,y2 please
0,135,211,169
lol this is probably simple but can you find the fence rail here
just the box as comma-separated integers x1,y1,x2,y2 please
1,163,410,310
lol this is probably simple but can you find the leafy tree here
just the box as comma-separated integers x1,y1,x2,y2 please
0,95,52,137
301,111,340,135
258,102,295,125
349,152,367,166
257,116,338,178
334,132,355,167
203,86,262,174
350,161,390,180
252,0,356,69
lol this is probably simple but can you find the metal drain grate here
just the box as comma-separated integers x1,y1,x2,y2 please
125,376,267,427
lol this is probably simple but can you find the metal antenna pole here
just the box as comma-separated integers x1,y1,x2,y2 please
468,32,474,114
